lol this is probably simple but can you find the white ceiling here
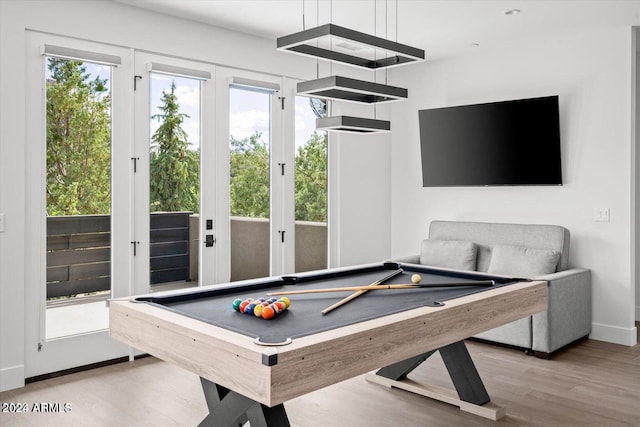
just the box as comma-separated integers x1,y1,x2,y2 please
113,0,640,59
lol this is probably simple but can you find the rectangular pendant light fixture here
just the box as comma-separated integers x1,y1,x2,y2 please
297,76,407,104
277,23,424,70
316,116,390,133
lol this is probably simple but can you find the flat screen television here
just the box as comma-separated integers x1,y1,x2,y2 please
418,96,562,186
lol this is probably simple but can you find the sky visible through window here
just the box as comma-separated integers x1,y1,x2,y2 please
229,87,270,144
150,73,201,148
45,60,111,94
228,88,319,150
295,96,320,150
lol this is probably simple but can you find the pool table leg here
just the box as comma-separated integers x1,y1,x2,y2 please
439,341,490,405
375,350,437,380
198,377,290,427
373,341,489,405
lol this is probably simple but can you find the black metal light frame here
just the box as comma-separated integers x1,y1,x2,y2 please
277,23,424,70
297,76,407,104
316,116,390,133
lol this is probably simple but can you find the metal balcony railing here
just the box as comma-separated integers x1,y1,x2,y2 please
46,214,327,300
46,212,192,299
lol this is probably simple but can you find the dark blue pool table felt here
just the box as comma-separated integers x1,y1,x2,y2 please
143,268,518,345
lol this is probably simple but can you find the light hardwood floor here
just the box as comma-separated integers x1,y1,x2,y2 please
1,331,639,427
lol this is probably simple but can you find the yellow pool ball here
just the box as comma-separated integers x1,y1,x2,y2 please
411,274,421,284
279,296,291,308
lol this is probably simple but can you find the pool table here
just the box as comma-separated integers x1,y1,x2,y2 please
109,262,547,426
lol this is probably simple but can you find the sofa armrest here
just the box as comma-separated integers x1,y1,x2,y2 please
532,268,592,353
393,254,420,264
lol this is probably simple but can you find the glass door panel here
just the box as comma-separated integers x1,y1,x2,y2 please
229,86,272,281
148,74,201,291
26,32,131,378
294,96,328,273
44,56,113,339
133,53,214,296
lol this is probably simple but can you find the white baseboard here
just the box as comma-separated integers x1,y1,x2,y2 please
590,322,638,346
0,364,25,392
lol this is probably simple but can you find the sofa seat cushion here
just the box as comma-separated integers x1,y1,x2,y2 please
420,239,477,271
474,317,532,348
488,244,560,278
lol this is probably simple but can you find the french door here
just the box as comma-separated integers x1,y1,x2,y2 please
25,32,132,377
215,68,290,281
132,53,216,296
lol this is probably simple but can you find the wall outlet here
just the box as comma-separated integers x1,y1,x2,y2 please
594,208,610,222
0,213,5,232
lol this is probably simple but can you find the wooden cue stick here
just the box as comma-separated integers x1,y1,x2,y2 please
268,280,495,296
321,269,404,315
269,285,418,295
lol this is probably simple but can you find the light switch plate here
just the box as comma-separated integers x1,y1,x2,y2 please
594,208,610,222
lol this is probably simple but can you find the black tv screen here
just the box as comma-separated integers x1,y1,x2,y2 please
418,96,562,186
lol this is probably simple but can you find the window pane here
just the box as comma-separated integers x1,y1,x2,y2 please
294,97,328,272
45,57,112,338
229,86,271,281
149,73,201,289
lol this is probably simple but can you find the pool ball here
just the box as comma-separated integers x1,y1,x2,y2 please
232,295,288,319
238,298,253,313
411,274,421,284
279,296,291,308
272,301,286,313
261,305,275,320
245,302,257,314
253,304,264,318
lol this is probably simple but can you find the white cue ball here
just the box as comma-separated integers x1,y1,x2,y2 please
411,274,421,284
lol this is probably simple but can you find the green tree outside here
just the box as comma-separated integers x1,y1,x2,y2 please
149,81,200,213
295,131,327,222
230,132,270,218
46,57,111,216
229,130,327,222
46,62,325,222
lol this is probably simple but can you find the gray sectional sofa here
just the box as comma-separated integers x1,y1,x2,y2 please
396,220,592,358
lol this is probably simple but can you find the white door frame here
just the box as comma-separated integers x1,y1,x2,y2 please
24,32,132,377
215,68,290,281
132,52,216,295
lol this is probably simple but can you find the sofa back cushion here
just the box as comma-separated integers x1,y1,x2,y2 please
487,245,560,277
420,239,477,271
428,221,569,273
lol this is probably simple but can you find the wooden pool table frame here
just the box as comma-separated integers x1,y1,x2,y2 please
110,265,547,425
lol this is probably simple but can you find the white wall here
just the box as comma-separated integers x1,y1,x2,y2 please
0,0,391,391
329,132,392,267
328,94,393,267
390,26,637,346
